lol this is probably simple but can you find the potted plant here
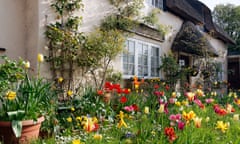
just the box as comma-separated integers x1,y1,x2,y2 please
0,54,57,144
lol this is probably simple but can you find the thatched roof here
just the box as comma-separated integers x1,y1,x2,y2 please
172,21,218,57
166,0,235,45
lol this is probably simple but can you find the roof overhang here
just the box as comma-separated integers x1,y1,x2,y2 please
172,21,218,57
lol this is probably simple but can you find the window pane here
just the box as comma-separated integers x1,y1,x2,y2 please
151,46,160,77
123,40,135,76
129,55,134,63
147,0,163,9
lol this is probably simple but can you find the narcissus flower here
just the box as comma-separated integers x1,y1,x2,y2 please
67,117,72,122
76,116,82,121
58,77,64,83
71,107,75,111
216,121,229,133
67,90,73,97
72,139,83,144
6,91,16,100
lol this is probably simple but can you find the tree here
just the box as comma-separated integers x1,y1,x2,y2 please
212,4,240,52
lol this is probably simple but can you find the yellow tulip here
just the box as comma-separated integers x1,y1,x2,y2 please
193,117,202,128
144,106,150,114
158,104,165,113
37,53,44,62
233,114,239,121
24,61,30,69
93,134,102,140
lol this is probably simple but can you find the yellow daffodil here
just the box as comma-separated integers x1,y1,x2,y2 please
24,61,30,69
117,111,128,128
72,139,82,144
67,117,72,122
6,91,16,100
144,106,150,114
216,121,229,133
193,117,202,128
76,116,82,121
37,53,44,62
93,134,102,140
58,77,64,83
67,90,73,97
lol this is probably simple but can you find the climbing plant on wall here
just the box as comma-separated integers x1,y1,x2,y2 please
45,0,85,93
45,0,127,92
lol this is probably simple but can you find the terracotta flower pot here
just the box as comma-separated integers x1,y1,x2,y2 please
0,116,45,144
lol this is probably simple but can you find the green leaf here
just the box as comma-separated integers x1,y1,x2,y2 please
11,120,22,138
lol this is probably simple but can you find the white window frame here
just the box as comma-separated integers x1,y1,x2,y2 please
146,0,164,9
122,38,162,79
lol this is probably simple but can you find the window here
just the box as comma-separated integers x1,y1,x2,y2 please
123,39,162,78
147,0,164,9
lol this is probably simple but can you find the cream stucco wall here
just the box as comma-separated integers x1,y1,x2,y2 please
205,33,228,81
0,0,26,59
0,0,230,87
